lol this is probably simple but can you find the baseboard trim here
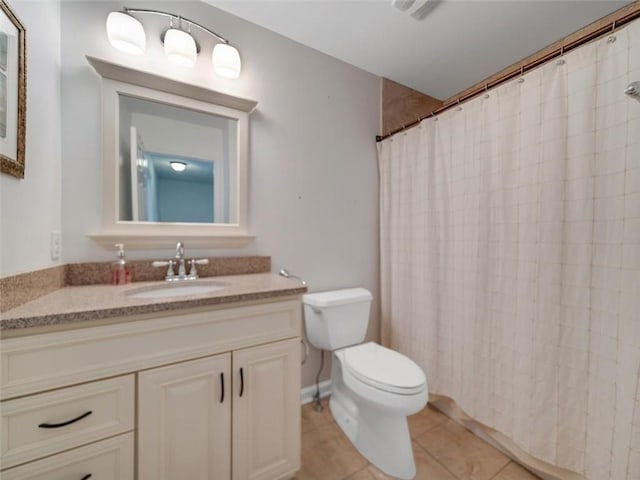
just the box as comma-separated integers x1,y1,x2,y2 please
300,380,331,405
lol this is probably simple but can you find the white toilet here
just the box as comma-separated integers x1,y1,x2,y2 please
303,288,428,480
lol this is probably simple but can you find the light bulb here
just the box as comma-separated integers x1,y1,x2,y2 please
212,43,241,79
164,28,197,68
106,11,146,55
170,161,187,172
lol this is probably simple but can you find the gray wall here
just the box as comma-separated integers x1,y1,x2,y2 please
60,1,381,388
0,0,62,276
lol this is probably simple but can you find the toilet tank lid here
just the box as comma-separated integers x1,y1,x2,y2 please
303,288,372,308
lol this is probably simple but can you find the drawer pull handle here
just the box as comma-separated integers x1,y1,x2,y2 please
220,372,225,403
80,475,92,480
38,410,93,429
239,367,245,397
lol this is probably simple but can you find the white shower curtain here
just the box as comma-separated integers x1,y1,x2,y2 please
378,19,640,480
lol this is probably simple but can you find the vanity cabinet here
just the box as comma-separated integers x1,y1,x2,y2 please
0,297,302,480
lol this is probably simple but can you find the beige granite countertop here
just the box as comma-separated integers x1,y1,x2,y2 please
0,273,307,333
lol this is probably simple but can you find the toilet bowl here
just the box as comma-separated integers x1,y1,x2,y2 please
331,342,427,479
302,289,428,479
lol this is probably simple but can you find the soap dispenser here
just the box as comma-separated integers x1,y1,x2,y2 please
111,243,132,285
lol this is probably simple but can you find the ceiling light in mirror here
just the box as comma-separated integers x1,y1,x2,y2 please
106,11,146,54
170,161,187,172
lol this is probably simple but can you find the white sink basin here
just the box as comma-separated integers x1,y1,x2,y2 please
126,282,229,299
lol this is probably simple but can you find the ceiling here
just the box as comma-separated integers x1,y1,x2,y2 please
207,0,631,100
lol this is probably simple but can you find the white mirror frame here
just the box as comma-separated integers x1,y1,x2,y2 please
86,57,256,248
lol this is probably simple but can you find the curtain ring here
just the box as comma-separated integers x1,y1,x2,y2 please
608,21,617,43
556,46,565,65
430,111,438,122
518,66,525,83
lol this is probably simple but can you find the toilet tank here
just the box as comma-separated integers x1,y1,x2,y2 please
302,288,373,351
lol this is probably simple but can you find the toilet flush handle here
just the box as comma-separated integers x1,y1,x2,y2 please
278,269,307,286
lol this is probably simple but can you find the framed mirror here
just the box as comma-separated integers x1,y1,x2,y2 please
0,0,25,179
87,57,256,248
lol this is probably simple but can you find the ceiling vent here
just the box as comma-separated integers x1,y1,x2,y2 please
391,0,436,20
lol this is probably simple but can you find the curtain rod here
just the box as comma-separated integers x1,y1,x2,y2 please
376,7,640,142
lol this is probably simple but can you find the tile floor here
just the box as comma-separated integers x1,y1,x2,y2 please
297,399,541,480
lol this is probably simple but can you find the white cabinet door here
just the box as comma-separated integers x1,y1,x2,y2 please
232,338,301,480
138,354,231,480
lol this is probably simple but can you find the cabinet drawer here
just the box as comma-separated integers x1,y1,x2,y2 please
1,432,134,479
1,375,134,469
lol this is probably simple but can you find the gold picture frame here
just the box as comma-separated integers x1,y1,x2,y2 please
0,0,25,179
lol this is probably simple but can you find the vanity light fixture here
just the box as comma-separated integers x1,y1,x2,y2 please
106,11,146,54
170,161,187,172
163,21,198,67
106,7,242,78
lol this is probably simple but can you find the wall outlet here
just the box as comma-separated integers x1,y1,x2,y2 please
50,231,61,260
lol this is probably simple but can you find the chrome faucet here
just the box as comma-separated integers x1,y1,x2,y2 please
175,242,186,276
152,242,209,281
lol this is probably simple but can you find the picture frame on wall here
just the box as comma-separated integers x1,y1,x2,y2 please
0,0,25,179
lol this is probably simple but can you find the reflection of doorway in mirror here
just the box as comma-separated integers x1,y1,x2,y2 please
130,127,158,222
119,94,237,224
146,151,218,224
130,126,221,223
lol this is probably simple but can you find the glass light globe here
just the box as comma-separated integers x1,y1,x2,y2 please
212,43,241,79
106,11,146,55
163,28,197,68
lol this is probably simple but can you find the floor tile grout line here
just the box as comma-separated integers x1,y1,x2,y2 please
487,459,513,480
412,436,463,480
414,418,448,437
408,409,449,438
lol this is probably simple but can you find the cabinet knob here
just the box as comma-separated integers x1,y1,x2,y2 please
220,372,225,403
239,367,245,397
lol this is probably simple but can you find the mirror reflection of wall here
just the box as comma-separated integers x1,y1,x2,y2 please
118,94,237,224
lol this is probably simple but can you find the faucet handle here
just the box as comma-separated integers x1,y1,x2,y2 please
188,258,209,279
152,260,175,280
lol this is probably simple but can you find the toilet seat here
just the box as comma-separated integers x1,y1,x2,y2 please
343,342,426,395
